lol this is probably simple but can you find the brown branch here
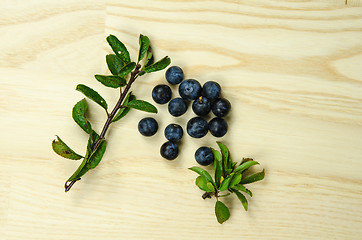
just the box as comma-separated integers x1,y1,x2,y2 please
64,64,142,192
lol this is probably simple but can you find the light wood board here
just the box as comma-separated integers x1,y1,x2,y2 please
1,0,362,239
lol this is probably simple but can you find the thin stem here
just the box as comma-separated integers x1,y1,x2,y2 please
92,64,141,151
65,64,142,192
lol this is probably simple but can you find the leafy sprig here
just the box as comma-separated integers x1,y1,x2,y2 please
52,34,170,192
189,142,265,224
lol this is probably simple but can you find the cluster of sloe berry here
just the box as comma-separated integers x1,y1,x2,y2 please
137,66,231,165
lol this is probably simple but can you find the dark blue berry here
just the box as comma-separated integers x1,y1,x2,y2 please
178,79,202,101
138,117,158,136
187,117,208,138
211,98,231,117
165,66,183,85
160,141,179,160
164,124,183,142
208,117,228,137
168,97,188,117
192,96,211,116
202,81,221,101
195,146,214,166
152,84,172,104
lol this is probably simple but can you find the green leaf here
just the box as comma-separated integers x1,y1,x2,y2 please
206,182,215,192
106,34,130,64
139,47,154,77
195,176,210,192
225,169,233,175
218,193,231,198
76,84,108,110
232,161,238,170
144,56,170,73
145,47,154,67
234,191,248,211
211,147,222,162
240,169,265,184
217,142,231,172
52,136,83,160
119,62,136,78
72,99,92,134
87,140,107,169
126,100,157,113
138,34,150,62
87,130,100,152
112,93,135,122
212,149,223,188
219,174,233,192
67,157,89,182
94,75,127,88
189,167,216,187
106,54,123,75
229,173,242,189
232,184,253,197
234,160,259,174
215,201,230,224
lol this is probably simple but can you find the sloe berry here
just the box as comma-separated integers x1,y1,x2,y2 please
208,117,228,137
165,66,183,85
152,84,172,104
179,79,202,101
160,141,179,160
187,117,208,138
138,117,158,136
202,81,221,101
168,97,188,117
192,96,211,116
164,124,183,142
211,98,231,117
195,146,214,166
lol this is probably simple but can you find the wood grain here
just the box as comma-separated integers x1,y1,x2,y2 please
1,0,362,239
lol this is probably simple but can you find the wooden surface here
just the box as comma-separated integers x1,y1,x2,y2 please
1,0,362,239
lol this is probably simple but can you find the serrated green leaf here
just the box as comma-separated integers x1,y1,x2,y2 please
138,48,153,77
138,34,150,62
76,84,108,110
189,167,216,187
219,174,233,192
234,190,248,211
232,185,252,197
126,100,157,113
234,160,259,174
94,75,127,88
106,34,130,64
112,93,135,122
229,173,242,189
211,147,222,162
195,176,210,192
214,160,223,188
218,193,231,198
67,157,89,182
87,130,100,152
52,136,83,160
87,140,107,169
241,169,265,184
72,99,92,134
215,201,230,224
119,62,136,78
217,142,231,172
232,161,237,170
206,182,215,192
145,47,154,67
144,56,170,73
211,148,223,188
106,54,123,75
